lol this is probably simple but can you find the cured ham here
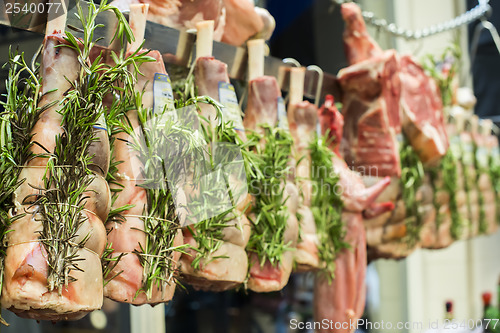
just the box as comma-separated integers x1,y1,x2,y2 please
104,4,182,304
177,20,250,291
0,4,121,320
314,96,393,332
287,67,321,272
243,40,299,292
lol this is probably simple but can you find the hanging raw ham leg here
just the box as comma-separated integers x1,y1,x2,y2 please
104,4,182,304
314,212,366,333
2,6,108,320
244,40,299,292
178,20,250,292
314,96,393,333
286,66,321,271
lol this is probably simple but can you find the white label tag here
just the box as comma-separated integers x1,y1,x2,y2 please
277,97,289,130
218,82,244,130
153,73,176,118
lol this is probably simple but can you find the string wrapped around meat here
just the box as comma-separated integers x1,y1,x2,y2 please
1,2,130,320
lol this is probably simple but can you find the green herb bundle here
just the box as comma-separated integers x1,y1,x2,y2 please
399,136,425,247
175,76,256,270
0,49,44,324
112,91,215,298
246,125,294,268
473,141,488,234
309,135,347,281
421,42,461,108
428,150,463,239
458,138,475,237
488,147,500,225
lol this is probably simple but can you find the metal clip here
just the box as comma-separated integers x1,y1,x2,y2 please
306,65,324,107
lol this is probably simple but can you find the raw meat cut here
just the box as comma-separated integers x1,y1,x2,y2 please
287,101,321,271
2,29,108,319
314,96,393,331
243,75,299,292
111,0,226,41
221,0,264,46
339,2,451,259
194,56,230,126
314,212,366,333
177,44,250,291
400,55,449,166
337,49,402,178
341,2,382,65
105,49,183,304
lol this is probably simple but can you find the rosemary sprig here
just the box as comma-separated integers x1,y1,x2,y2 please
0,49,43,325
399,136,425,247
446,137,467,238
309,134,347,281
488,147,500,225
473,140,488,234
246,125,294,267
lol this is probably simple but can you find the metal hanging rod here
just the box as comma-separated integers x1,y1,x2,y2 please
331,0,491,40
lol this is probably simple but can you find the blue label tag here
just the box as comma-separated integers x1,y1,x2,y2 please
93,113,107,131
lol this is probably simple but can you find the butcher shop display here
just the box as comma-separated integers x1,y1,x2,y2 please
1,0,500,329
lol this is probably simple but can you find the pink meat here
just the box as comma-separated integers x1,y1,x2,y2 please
338,50,402,178
194,56,230,127
400,55,449,166
243,75,299,292
105,50,182,304
287,101,320,271
341,2,382,65
2,33,108,321
221,0,264,46
178,55,250,292
313,97,393,329
318,96,394,213
314,212,366,333
111,0,226,41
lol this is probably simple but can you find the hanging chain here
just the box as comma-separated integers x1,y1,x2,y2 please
331,0,491,40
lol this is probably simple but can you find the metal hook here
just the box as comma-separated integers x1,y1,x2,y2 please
470,17,500,67
307,65,324,107
283,58,301,67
